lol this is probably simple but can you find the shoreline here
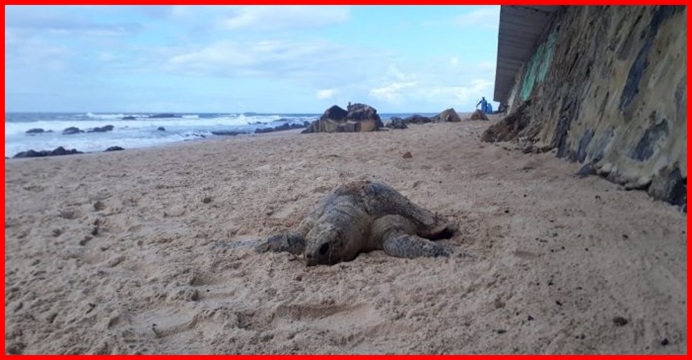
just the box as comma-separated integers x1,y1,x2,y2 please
5,127,307,161
5,122,686,354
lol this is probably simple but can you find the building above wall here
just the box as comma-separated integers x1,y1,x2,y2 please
493,6,561,104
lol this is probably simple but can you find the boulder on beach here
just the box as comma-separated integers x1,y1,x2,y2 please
432,108,462,123
122,116,137,120
88,125,114,133
468,109,489,121
302,103,384,134
481,100,532,143
402,114,433,124
63,127,83,135
157,127,166,131
385,117,408,130
105,146,125,152
13,146,83,159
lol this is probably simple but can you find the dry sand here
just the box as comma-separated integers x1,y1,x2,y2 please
4,121,687,354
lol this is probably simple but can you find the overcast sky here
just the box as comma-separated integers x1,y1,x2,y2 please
5,5,500,113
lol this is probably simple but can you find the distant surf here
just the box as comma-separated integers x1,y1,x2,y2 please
4,112,434,157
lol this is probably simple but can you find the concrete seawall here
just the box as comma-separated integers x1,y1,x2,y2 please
491,6,686,207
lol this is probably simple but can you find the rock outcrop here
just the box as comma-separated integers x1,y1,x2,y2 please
385,118,408,129
105,146,125,152
88,125,114,133
468,109,489,121
432,108,462,123
63,127,83,135
402,114,433,124
302,103,384,133
13,146,83,158
254,121,310,134
149,113,179,118
492,6,686,207
26,128,50,134
481,100,532,143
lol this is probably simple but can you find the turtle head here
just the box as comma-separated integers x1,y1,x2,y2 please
304,223,348,266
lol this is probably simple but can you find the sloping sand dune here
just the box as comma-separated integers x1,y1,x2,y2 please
4,122,686,354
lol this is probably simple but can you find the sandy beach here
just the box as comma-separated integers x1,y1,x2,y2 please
4,121,687,354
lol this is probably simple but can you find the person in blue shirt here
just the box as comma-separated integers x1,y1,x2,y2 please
477,97,488,113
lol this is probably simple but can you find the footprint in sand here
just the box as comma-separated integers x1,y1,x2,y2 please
271,303,384,333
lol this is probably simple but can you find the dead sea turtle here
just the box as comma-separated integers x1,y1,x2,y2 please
255,181,457,266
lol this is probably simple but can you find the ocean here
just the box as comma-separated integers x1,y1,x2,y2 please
4,112,438,158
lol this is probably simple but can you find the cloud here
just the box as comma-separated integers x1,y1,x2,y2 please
369,82,417,103
161,38,384,87
450,56,460,67
453,6,500,29
365,58,495,110
222,6,350,31
5,6,142,36
316,89,338,100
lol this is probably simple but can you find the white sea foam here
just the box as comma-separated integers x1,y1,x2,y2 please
5,113,318,157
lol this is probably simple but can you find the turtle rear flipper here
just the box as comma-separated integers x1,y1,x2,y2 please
382,233,453,259
419,222,457,240
372,215,453,258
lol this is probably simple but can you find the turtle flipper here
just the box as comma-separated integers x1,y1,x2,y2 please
382,234,453,258
254,231,305,255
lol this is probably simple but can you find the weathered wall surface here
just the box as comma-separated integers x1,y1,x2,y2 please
497,6,687,207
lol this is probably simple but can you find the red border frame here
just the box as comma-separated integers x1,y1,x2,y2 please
2,2,690,358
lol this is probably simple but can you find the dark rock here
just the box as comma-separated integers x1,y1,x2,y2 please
254,121,310,134
629,115,668,161
403,114,433,124
661,338,670,346
612,316,629,326
13,146,83,158
554,96,579,158
88,125,114,133
26,128,46,134
104,146,124,152
157,127,166,131
469,109,489,121
434,108,462,122
402,151,412,159
619,41,651,113
122,116,137,120
149,113,179,118
385,117,408,129
63,126,83,135
648,162,686,206
322,105,349,121
573,129,595,162
211,131,247,136
574,163,597,178
588,128,614,163
302,103,383,133
481,100,532,142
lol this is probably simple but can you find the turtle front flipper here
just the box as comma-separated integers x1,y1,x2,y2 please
254,231,306,255
382,234,453,259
